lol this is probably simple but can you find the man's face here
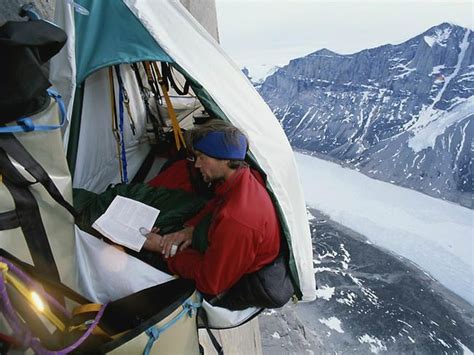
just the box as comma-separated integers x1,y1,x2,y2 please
194,151,230,183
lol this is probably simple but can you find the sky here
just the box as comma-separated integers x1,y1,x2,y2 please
215,0,473,80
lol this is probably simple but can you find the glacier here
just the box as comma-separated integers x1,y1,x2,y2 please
295,152,474,305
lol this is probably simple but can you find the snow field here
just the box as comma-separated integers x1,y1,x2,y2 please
295,152,474,305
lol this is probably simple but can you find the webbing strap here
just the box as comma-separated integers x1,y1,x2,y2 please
161,62,190,96
69,303,112,340
143,62,166,126
0,133,77,217
143,296,202,355
0,88,66,133
72,303,103,316
109,67,124,183
0,211,20,230
0,150,62,286
131,63,163,143
114,65,129,184
199,308,224,355
114,65,136,135
152,62,187,151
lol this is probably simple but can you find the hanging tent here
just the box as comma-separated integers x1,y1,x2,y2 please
0,0,315,352
52,0,315,302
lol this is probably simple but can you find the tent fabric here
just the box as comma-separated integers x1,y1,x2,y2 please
74,0,172,85
74,226,174,303
124,0,316,301
72,65,151,192
50,0,315,301
49,0,77,149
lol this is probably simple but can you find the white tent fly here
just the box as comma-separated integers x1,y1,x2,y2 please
51,0,316,303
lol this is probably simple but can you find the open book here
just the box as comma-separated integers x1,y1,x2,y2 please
92,196,160,252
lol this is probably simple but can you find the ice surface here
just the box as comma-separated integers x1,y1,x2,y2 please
319,317,344,333
295,152,474,305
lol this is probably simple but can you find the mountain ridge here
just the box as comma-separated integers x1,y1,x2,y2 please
257,22,473,207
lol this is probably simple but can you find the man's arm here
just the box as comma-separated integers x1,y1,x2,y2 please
167,216,258,296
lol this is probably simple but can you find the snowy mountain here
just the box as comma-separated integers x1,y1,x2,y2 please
243,64,282,87
258,23,473,207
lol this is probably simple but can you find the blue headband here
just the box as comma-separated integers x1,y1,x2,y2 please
194,131,248,160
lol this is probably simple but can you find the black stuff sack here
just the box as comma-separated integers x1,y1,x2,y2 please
214,254,294,310
0,20,67,123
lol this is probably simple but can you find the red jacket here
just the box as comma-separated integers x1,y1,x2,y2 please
167,167,281,296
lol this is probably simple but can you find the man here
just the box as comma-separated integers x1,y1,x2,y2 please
143,121,281,298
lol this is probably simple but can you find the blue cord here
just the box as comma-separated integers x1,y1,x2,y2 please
143,296,202,355
0,88,66,133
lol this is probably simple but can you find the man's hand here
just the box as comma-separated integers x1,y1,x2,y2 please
142,227,164,253
161,226,194,258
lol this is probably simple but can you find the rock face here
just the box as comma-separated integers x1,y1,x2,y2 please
259,23,473,207
260,208,474,354
0,0,55,24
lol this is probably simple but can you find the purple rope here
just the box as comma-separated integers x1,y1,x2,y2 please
0,257,108,353
0,257,71,318
52,302,108,354
0,273,26,341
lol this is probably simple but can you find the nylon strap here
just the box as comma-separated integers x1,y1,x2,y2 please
0,133,77,217
143,61,166,127
130,63,160,137
68,306,112,340
152,62,186,151
161,62,190,96
72,303,103,316
109,67,124,182
199,308,224,355
0,211,20,231
0,150,62,286
114,65,136,135
114,65,129,184
131,63,163,143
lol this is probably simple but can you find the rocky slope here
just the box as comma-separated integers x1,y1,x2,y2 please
258,23,473,207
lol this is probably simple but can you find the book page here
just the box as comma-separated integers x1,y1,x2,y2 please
93,218,146,251
106,196,159,230
92,196,160,252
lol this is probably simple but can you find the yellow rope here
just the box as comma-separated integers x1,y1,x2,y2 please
152,62,187,151
72,303,103,316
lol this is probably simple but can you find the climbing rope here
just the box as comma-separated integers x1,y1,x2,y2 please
0,257,107,354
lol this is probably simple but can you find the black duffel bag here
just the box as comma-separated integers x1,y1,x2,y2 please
214,253,294,310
